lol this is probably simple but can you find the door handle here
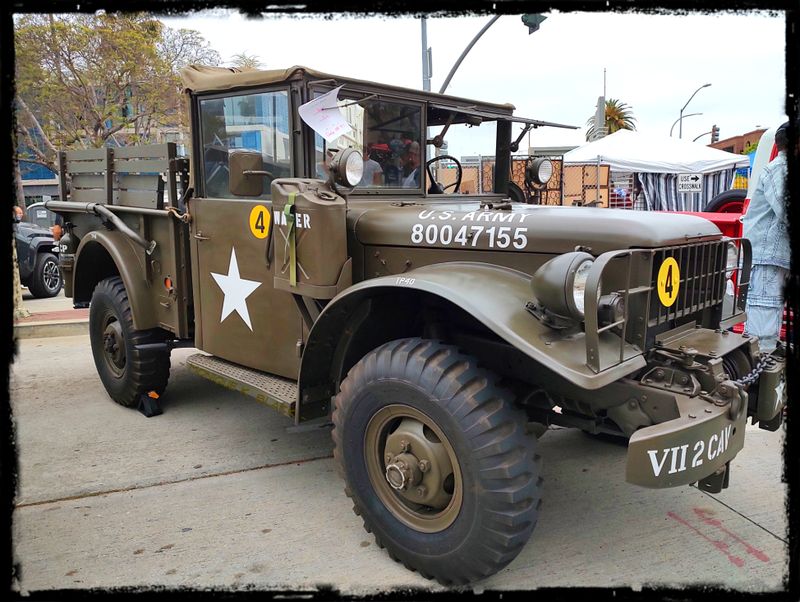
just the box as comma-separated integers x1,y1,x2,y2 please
194,230,211,241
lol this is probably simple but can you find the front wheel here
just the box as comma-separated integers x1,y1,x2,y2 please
89,276,171,407
332,338,542,585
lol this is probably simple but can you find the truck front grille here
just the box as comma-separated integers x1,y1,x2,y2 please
584,238,750,374
649,240,727,328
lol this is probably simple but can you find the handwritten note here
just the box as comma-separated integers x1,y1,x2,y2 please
297,86,353,143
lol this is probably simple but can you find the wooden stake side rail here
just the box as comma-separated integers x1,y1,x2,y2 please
57,143,189,210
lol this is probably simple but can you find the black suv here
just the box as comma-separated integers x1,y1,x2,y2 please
14,216,63,298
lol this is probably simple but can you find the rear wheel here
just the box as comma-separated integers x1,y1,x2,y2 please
28,252,62,298
89,276,171,407
332,338,542,585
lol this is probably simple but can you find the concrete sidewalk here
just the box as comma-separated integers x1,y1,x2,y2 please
14,289,88,340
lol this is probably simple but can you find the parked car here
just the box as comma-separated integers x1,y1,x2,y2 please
14,216,63,298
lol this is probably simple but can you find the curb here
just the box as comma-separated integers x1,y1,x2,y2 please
14,319,89,340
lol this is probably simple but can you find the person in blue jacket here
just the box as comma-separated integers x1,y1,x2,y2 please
742,121,790,352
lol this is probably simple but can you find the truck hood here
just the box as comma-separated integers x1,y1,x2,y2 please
353,202,722,254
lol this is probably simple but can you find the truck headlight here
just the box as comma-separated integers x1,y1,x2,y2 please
530,251,596,325
725,241,739,278
329,147,364,189
525,158,554,186
572,258,593,316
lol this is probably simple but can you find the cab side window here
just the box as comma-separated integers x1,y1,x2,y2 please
199,90,291,199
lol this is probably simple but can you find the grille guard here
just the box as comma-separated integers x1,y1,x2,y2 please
584,237,752,374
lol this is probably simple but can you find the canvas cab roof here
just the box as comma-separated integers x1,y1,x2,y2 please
180,65,577,130
180,64,514,112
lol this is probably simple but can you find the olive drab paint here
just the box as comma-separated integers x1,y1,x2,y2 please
271,179,350,299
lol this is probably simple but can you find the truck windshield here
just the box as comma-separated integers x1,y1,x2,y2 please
314,93,423,190
199,90,291,199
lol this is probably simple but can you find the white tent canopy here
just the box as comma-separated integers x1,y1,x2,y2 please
563,129,750,174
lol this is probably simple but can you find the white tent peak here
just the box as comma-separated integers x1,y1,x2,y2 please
563,129,750,174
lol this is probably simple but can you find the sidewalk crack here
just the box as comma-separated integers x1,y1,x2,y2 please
14,454,334,509
696,486,788,545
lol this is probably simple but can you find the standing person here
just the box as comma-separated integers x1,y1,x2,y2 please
742,121,790,352
359,145,384,187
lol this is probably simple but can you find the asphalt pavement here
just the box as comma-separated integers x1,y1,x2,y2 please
10,333,789,594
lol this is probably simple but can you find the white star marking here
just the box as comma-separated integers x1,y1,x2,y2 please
211,248,261,331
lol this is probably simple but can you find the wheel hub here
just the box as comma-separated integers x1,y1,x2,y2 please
43,260,60,289
102,319,126,375
385,453,422,490
365,405,462,533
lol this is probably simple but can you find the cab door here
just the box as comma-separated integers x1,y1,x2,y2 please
189,87,302,380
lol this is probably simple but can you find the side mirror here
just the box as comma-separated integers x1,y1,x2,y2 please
229,150,273,197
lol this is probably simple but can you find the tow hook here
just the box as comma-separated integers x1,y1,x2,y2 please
699,380,746,421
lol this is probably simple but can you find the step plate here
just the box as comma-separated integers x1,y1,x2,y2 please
186,353,297,418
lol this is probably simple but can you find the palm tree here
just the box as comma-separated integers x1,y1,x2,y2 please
585,98,637,141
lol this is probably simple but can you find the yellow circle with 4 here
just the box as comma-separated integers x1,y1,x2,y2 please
249,205,271,239
657,257,680,307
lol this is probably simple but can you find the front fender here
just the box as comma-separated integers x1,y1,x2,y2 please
23,236,57,276
298,261,646,421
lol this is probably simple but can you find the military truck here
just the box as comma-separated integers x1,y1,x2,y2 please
46,65,786,585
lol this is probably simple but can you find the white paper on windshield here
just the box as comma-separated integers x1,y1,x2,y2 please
297,85,353,143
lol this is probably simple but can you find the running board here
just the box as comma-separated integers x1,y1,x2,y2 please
186,353,297,418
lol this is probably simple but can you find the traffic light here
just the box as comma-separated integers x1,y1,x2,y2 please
711,124,720,143
521,14,547,34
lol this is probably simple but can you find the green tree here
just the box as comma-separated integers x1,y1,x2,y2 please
229,52,263,70
14,14,221,173
585,98,637,141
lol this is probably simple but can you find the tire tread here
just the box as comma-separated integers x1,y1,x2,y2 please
331,337,542,585
90,276,170,407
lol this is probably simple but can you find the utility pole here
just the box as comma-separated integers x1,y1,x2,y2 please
421,17,431,92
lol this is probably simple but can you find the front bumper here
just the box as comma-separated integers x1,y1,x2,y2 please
626,393,747,488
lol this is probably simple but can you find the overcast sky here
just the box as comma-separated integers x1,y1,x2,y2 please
161,9,787,157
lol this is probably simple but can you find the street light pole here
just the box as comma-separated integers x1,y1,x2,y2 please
678,83,711,139
438,15,501,95
670,112,702,137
